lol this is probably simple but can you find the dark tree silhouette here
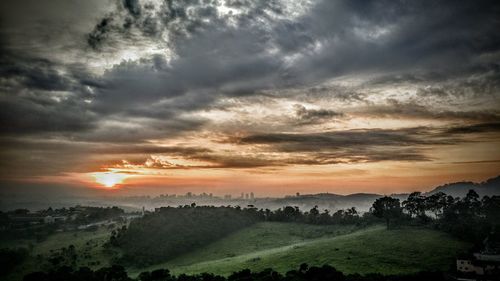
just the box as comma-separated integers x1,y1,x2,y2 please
425,192,452,218
402,192,426,218
371,196,402,229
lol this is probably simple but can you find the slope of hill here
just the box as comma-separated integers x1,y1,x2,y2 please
3,227,115,281
270,193,382,212
427,175,500,197
114,206,260,266
129,222,469,277
272,175,500,211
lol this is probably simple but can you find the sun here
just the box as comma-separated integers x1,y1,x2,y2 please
92,172,130,188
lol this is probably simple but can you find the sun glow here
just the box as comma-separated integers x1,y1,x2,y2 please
92,172,130,188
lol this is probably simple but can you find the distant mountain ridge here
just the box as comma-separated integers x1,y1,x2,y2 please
274,175,500,211
426,175,500,198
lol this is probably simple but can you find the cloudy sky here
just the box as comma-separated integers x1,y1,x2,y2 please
1,0,499,196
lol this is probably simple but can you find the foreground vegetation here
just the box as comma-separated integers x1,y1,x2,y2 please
2,221,470,280
2,190,498,280
130,222,361,276
1,227,116,281
144,225,468,276
23,264,463,281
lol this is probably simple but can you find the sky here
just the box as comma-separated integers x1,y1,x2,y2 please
0,0,499,197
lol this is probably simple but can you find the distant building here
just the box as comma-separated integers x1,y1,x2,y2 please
250,192,254,199
224,194,232,199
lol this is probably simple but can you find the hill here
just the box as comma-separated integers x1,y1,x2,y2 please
427,175,500,197
129,222,470,277
2,227,115,281
113,206,261,266
273,175,500,212
271,193,383,212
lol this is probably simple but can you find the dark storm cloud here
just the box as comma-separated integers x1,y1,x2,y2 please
228,126,461,164
0,48,98,135
0,137,211,156
0,97,95,135
87,16,116,50
82,0,500,116
83,0,287,106
1,0,500,180
0,47,207,140
293,104,344,125
232,127,439,163
287,0,500,82
237,127,449,149
356,99,500,122
225,122,500,165
445,122,500,134
123,0,141,17
303,85,367,103
73,117,207,144
0,47,79,92
87,0,279,50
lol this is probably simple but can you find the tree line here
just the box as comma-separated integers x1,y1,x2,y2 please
23,264,463,281
370,190,500,246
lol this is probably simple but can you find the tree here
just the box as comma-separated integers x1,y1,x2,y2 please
402,192,426,218
463,189,481,216
307,206,319,224
318,209,331,224
282,206,301,222
371,196,402,229
425,192,450,218
482,196,500,224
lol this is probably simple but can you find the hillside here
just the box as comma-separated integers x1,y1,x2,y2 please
3,227,115,281
272,193,382,212
265,175,500,212
427,175,500,197
129,222,470,277
113,206,261,266
4,221,473,280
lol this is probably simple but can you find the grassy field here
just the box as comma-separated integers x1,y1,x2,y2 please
4,222,471,280
4,227,116,281
128,222,359,276
129,223,470,277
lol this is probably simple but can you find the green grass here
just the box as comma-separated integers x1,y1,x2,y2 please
3,227,117,281
129,223,470,277
4,222,471,280
129,222,358,276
